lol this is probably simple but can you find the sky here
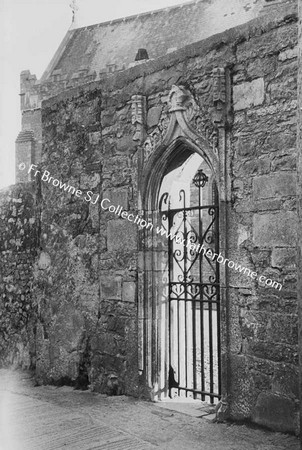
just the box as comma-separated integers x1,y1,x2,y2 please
0,0,188,189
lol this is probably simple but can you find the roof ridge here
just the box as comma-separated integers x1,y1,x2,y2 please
75,0,203,31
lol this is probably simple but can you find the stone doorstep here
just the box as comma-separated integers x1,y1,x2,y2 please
154,398,216,419
263,0,289,7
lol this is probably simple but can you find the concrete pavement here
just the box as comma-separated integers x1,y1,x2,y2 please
0,369,299,450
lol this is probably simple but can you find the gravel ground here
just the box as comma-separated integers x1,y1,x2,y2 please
0,369,299,450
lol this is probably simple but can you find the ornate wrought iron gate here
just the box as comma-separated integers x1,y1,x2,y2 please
159,169,221,404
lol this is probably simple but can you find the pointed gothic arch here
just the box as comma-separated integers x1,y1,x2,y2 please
139,85,220,211
136,81,229,406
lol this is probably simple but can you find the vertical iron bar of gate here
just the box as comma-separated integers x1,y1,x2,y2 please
181,191,186,397
189,191,196,399
177,210,181,396
151,210,156,387
184,210,188,397
215,187,222,397
168,206,172,399
209,207,217,403
176,209,180,395
209,202,219,403
199,186,205,400
209,264,214,403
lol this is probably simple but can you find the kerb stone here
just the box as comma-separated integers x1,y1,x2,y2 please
252,392,296,433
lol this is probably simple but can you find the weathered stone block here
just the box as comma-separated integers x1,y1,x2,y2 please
248,339,298,365
272,364,299,398
116,134,134,153
233,78,264,111
252,392,296,433
253,198,282,212
107,219,137,252
278,47,297,62
88,131,101,145
253,173,296,199
147,106,162,128
262,131,296,153
100,275,122,300
235,136,257,156
228,354,256,420
267,313,298,346
253,212,297,247
37,251,51,269
80,173,100,189
271,248,296,269
246,55,277,79
235,157,270,176
122,281,136,303
268,78,296,101
271,153,296,172
237,223,249,246
89,201,99,229
103,188,128,210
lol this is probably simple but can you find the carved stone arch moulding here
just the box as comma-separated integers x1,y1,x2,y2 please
130,69,231,208
143,84,219,173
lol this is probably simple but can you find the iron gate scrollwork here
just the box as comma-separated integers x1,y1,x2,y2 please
159,169,221,404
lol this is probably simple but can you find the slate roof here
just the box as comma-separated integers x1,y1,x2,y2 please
41,0,264,83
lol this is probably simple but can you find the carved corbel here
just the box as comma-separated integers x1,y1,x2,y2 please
131,94,147,142
168,85,199,121
212,68,226,126
212,67,232,129
168,85,188,112
212,67,231,202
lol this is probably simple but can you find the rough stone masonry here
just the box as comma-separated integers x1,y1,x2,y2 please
0,0,299,437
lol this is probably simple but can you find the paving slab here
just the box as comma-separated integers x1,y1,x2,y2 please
0,369,300,450
155,397,216,418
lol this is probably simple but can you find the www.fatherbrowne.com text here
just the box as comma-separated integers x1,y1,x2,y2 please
24,163,282,291
99,197,282,291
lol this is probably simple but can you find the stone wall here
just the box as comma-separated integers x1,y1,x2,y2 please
33,85,141,394
6,2,299,434
0,183,38,368
16,1,294,184
229,21,298,432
